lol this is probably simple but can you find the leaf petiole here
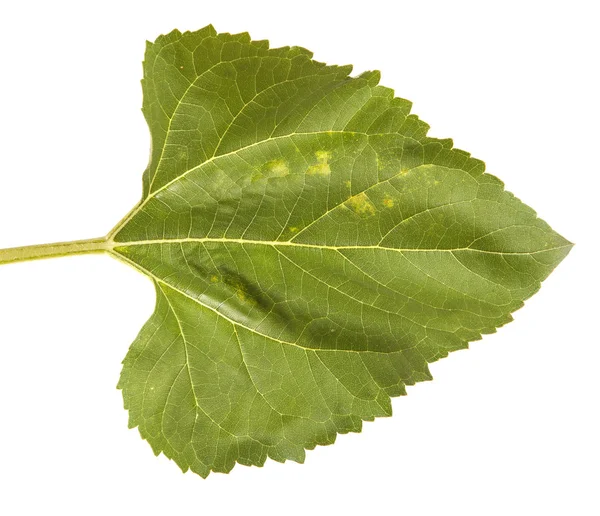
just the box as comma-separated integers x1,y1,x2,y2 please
0,237,109,265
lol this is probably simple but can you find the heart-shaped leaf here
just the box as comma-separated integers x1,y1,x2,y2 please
108,26,571,476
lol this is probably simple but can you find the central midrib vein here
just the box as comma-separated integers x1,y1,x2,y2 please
111,237,570,256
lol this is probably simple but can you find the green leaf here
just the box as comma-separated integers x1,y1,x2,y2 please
0,25,572,477
106,26,572,476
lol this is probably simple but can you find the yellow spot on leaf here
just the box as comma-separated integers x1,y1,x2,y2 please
289,226,299,233
226,279,257,306
210,275,220,283
265,159,289,177
235,287,257,306
382,196,395,208
344,180,352,188
307,150,332,176
400,168,410,175
345,192,376,217
253,159,290,182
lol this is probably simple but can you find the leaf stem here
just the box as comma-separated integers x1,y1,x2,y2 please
0,237,109,265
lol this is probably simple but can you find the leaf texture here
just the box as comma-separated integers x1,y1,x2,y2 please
111,25,572,476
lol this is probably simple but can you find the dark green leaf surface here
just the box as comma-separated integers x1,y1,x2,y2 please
109,26,571,477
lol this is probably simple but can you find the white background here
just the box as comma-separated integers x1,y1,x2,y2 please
0,1,597,514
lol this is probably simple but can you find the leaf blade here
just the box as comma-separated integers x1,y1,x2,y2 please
115,26,571,476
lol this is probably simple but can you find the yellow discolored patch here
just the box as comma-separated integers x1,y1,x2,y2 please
229,280,256,306
253,159,290,182
265,159,289,177
307,150,332,176
345,192,376,217
221,275,257,306
210,274,220,283
288,226,299,233
315,150,330,161
382,195,395,208
344,180,352,188
235,288,257,307
400,167,410,175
